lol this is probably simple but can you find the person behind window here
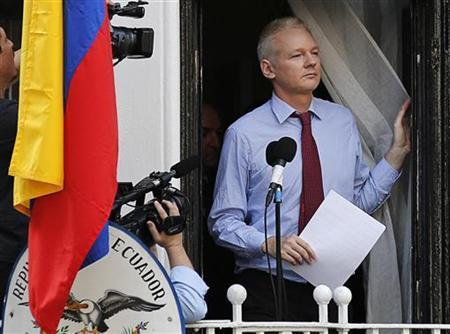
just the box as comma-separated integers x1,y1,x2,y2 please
201,103,235,322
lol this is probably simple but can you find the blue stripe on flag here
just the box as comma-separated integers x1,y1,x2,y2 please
65,0,110,269
81,222,110,268
64,0,105,99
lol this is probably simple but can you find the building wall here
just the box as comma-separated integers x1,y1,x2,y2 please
113,0,180,187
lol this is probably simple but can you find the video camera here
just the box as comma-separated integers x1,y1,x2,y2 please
108,1,154,64
110,156,199,246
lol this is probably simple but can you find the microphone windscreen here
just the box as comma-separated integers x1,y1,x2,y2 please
265,141,278,166
277,137,297,162
171,155,200,178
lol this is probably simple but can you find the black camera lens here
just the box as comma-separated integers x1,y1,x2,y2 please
111,26,154,60
108,1,153,61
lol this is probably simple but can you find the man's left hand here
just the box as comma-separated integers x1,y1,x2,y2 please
385,99,411,171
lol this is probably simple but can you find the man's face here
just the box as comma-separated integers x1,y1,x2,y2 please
265,27,321,95
202,105,222,168
0,27,17,84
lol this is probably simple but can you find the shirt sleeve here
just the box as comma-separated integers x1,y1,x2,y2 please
208,127,266,257
170,266,208,323
352,120,401,213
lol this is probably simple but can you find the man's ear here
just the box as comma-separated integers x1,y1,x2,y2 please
260,59,275,80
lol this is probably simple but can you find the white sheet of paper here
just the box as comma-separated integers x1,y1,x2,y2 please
287,190,385,289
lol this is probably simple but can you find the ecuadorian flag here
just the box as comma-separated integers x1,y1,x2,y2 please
9,1,118,332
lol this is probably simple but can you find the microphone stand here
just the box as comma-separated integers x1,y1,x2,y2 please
274,185,284,321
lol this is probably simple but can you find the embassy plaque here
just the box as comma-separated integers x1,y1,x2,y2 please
2,224,184,334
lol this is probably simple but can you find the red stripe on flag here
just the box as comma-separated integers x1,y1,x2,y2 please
28,17,117,333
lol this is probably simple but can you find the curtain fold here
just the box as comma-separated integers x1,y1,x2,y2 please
288,0,411,324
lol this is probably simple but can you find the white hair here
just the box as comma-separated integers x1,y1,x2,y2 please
257,17,310,62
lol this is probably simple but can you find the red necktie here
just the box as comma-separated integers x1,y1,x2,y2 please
296,111,324,231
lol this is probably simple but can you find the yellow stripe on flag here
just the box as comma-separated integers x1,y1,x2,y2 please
8,0,64,215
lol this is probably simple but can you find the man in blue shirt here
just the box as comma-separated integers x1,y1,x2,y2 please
208,17,410,321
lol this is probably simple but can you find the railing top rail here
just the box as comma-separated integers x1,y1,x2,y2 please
186,321,330,330
186,321,450,330
337,324,450,330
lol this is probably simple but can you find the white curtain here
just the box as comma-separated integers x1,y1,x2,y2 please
288,0,411,324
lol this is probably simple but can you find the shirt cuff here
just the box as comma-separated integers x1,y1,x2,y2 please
170,266,209,296
244,230,267,257
371,158,401,192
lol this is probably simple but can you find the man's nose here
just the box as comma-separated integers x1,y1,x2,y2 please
304,52,317,67
210,132,220,149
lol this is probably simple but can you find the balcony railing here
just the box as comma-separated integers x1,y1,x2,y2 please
186,284,450,334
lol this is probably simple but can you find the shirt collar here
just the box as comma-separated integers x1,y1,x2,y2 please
270,92,324,124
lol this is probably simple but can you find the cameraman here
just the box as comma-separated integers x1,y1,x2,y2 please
147,200,208,323
0,26,27,317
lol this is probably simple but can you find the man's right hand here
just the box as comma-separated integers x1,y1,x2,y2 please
147,200,183,250
146,200,194,270
261,236,316,266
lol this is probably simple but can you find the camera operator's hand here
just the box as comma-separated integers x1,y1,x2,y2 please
147,200,182,249
147,200,193,269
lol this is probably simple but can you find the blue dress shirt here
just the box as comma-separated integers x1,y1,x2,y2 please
208,93,400,283
171,266,209,323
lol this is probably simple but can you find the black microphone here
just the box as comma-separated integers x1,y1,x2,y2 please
267,137,297,186
265,140,278,167
115,155,200,206
265,137,297,206
171,155,200,178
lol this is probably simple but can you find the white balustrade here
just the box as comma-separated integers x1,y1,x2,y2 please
186,284,450,334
